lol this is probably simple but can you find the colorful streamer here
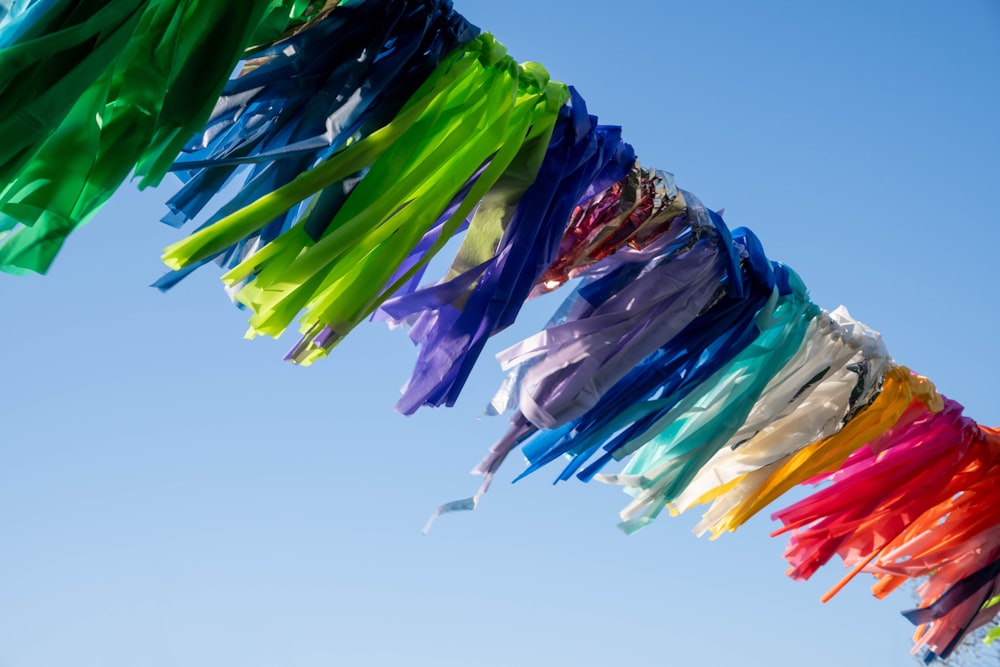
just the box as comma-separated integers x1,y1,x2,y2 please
1,0,996,659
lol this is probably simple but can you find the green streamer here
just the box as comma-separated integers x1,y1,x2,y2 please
0,0,322,275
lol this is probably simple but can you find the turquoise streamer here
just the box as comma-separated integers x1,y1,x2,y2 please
604,269,819,533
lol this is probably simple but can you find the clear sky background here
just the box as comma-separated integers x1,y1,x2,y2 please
2,2,998,666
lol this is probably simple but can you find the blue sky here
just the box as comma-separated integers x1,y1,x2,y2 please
2,2,998,665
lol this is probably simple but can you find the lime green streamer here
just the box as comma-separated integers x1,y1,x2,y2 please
292,60,566,349
163,34,568,354
287,63,562,366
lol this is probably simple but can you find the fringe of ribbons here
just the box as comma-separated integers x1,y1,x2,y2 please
2,1,997,659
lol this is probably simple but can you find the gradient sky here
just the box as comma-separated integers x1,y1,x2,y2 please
2,2,999,666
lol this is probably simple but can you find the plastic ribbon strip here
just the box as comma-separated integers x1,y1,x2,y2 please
2,0,997,659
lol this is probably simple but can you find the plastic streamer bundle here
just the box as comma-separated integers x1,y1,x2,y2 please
0,0,332,274
161,31,572,364
2,0,998,660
